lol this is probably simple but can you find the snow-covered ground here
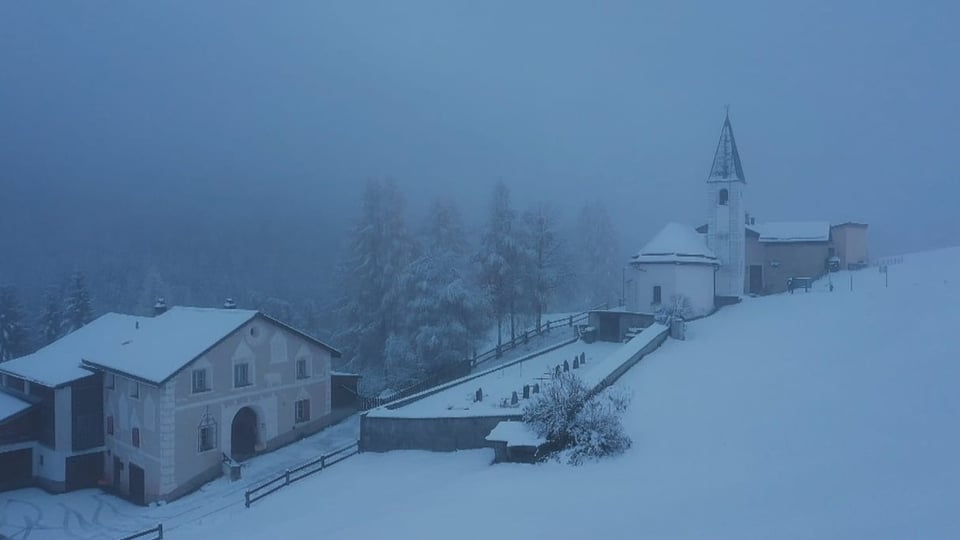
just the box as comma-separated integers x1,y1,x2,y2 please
0,416,359,540
7,247,960,539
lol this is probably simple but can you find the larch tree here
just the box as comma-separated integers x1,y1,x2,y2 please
574,201,623,308
522,202,571,331
476,182,530,346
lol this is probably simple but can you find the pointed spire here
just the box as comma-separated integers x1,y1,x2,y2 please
707,112,746,183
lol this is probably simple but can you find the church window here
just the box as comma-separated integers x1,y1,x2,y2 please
719,189,729,205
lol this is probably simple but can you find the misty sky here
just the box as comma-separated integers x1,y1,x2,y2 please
2,0,959,285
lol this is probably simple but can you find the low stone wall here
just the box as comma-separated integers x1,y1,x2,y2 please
360,327,671,454
360,413,521,453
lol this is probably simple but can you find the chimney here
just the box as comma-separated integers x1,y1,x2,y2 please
153,297,168,316
223,298,237,309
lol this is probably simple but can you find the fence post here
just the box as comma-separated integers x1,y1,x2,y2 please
284,469,291,485
158,523,164,539
568,315,573,327
245,490,250,508
321,455,327,469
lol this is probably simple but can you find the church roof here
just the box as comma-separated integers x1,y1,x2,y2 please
630,222,718,265
707,114,746,183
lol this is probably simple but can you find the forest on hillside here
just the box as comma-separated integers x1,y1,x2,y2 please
0,181,625,393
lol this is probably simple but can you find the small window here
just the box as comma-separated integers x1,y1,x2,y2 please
132,427,140,448
129,381,140,399
198,425,216,452
295,399,311,423
296,358,309,380
106,416,114,436
192,369,209,393
198,412,218,453
249,326,259,338
653,285,662,304
719,188,729,205
234,363,251,388
106,373,115,390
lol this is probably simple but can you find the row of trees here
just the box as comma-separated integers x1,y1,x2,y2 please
0,272,94,360
334,180,623,393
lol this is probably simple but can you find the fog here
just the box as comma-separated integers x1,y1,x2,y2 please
2,0,958,317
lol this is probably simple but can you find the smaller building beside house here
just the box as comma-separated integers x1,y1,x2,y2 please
0,304,352,505
625,222,720,319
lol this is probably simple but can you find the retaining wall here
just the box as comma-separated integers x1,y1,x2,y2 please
360,326,670,453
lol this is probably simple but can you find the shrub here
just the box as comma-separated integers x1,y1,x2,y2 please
522,372,632,464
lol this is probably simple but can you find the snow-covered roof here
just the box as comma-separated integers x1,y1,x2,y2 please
630,222,718,265
82,307,258,385
485,421,546,447
756,221,831,243
0,313,149,387
0,391,33,423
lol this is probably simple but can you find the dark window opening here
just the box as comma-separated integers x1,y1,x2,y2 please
234,363,251,388
719,188,729,205
296,359,308,380
132,427,140,448
295,399,311,423
653,285,662,304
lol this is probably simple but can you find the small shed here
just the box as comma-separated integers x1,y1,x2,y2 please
587,310,654,343
485,421,547,463
331,372,362,413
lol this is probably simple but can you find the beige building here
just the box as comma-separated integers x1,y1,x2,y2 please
830,222,870,269
75,306,345,505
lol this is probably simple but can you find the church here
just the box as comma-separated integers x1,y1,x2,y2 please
624,114,869,319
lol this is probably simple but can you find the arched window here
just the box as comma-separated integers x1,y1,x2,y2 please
719,188,729,205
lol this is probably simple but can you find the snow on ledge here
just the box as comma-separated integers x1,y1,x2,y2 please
485,421,546,447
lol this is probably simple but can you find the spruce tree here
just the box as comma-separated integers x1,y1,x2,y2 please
522,203,570,330
384,199,489,387
575,201,622,308
334,180,417,391
38,286,65,346
0,286,29,361
63,271,94,333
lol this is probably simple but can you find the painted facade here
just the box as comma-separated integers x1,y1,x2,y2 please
101,315,337,504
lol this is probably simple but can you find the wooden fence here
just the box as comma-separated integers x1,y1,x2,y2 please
357,305,605,411
244,441,359,508
119,523,163,540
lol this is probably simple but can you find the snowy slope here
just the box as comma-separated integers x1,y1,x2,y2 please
6,247,960,539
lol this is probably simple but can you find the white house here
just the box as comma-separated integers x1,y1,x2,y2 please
625,222,719,318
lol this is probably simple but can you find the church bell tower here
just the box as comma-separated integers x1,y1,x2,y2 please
705,112,746,298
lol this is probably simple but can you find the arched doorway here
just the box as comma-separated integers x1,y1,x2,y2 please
231,407,258,461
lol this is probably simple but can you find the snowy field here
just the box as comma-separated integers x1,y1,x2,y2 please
6,247,960,539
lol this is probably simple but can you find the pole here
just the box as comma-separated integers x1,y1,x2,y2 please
850,273,853,292
621,267,626,307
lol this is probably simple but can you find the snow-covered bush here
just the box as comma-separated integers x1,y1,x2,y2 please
654,294,692,325
566,387,632,465
522,372,632,464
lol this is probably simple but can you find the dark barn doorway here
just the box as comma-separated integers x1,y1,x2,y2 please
128,463,145,506
749,265,763,295
231,407,259,461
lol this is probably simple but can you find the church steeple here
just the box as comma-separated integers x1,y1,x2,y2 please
708,113,746,183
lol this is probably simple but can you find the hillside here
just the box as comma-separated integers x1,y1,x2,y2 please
8,247,960,539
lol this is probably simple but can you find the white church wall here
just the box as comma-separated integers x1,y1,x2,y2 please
673,265,716,317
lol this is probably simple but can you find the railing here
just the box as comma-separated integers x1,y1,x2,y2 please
357,304,607,411
244,441,359,508
119,523,163,540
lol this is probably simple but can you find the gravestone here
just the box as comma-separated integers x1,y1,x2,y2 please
475,388,483,402
511,391,519,405
580,352,586,364
563,360,570,372
523,385,530,399
573,357,579,369
533,383,540,394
